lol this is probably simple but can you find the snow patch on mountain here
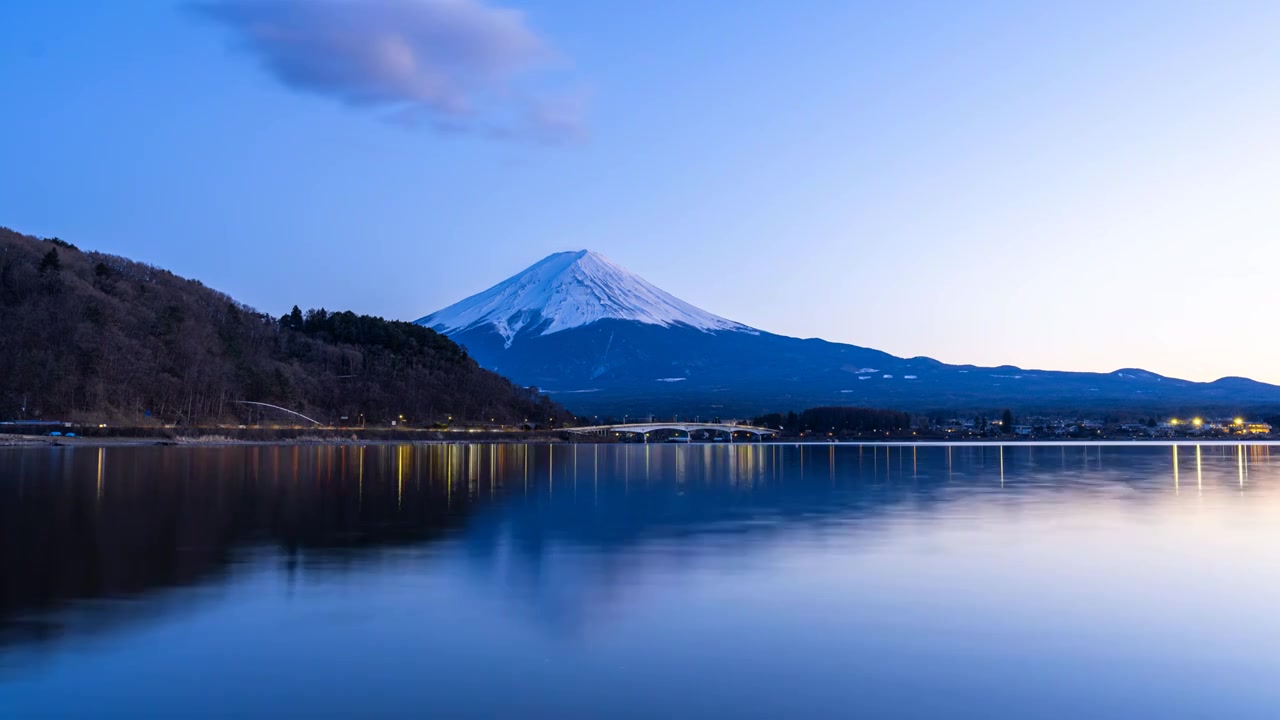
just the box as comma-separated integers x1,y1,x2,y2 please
416,250,753,346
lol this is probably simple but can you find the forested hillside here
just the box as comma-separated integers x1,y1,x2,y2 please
0,228,570,426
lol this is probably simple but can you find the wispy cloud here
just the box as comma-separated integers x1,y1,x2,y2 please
194,0,583,142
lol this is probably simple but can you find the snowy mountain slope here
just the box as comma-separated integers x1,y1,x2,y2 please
415,250,752,347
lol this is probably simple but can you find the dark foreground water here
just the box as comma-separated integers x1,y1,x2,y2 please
2,442,1279,719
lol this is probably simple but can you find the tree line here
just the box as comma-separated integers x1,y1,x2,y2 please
753,406,913,435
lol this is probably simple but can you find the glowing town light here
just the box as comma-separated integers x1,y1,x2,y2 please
1192,417,1204,427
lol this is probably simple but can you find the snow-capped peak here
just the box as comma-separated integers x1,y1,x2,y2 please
416,250,753,346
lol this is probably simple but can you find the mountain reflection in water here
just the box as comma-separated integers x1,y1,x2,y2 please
2,443,1278,719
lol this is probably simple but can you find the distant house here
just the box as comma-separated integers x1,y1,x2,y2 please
1245,423,1273,435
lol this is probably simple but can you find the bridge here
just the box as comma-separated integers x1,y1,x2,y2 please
565,422,780,442
234,400,322,426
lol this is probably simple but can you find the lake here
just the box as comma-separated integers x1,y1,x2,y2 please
2,442,1279,718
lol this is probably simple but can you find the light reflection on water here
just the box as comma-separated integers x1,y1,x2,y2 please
2,443,1279,719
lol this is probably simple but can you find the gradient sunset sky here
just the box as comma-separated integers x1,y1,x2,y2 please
2,1,1278,383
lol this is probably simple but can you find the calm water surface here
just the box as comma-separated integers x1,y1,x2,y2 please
2,442,1279,718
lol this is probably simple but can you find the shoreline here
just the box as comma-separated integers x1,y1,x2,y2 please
0,430,576,448
3,435,1277,449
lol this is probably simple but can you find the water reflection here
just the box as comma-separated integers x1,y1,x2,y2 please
1,443,1278,718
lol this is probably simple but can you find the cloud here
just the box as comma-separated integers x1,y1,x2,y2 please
194,0,583,141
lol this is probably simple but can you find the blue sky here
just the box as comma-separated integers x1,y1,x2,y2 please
3,0,1278,383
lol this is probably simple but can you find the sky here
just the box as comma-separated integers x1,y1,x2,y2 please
2,0,1279,384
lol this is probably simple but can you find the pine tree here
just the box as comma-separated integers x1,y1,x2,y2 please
1002,409,1015,434
282,305,304,330
38,248,61,274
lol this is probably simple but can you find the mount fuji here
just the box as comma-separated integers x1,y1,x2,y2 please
416,251,1280,416
419,250,750,346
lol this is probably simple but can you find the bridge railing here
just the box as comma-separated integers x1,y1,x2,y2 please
564,423,779,437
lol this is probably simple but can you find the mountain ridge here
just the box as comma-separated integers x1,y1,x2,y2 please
415,251,1280,416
